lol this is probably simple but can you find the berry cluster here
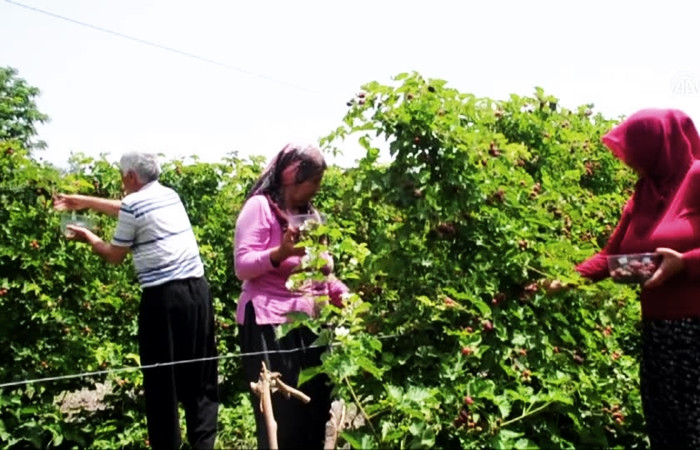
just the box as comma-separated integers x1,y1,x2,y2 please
608,254,660,284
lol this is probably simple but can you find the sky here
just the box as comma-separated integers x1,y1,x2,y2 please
2,0,700,169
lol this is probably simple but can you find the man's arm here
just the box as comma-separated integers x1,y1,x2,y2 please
78,195,122,217
54,194,122,217
66,225,130,264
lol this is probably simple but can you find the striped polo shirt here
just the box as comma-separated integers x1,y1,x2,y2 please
112,180,204,288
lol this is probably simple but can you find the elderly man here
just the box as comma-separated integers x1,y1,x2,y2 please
54,151,218,449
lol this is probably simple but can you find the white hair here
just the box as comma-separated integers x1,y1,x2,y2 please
119,152,161,183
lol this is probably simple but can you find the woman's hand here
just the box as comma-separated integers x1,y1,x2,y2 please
541,279,572,295
543,279,565,294
270,226,306,266
644,248,684,289
281,226,307,257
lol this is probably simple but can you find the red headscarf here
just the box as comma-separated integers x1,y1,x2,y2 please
602,109,700,235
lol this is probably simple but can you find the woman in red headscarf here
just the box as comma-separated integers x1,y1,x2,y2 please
233,143,348,449
556,109,700,448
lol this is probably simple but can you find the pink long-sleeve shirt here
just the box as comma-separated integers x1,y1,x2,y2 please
234,194,349,325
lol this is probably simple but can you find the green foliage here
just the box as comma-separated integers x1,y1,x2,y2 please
305,72,644,448
0,71,650,449
0,144,260,448
0,67,49,151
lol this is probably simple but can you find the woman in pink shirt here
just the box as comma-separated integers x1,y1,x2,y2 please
234,143,348,449
561,109,700,448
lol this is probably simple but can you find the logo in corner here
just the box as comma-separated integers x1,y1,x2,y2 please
671,71,700,96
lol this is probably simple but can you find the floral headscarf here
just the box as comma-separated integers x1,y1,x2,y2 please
246,143,327,228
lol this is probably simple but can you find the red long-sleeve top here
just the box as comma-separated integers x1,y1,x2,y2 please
576,160,700,320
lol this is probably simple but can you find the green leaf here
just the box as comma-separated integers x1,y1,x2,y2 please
297,366,322,387
494,396,511,418
511,333,527,346
367,337,382,352
491,429,525,449
514,438,537,449
21,281,40,295
420,427,436,447
0,419,9,441
356,356,382,379
408,421,425,436
341,431,375,450
380,421,403,442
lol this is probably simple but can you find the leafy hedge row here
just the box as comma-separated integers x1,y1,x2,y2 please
0,72,648,449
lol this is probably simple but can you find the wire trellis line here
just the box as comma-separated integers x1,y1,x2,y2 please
0,333,399,389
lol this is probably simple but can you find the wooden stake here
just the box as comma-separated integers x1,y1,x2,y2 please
250,361,312,449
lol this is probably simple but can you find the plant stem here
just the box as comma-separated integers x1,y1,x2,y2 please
525,265,548,277
367,407,392,420
499,401,553,428
344,376,380,444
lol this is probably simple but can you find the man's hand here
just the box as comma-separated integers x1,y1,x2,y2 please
65,225,129,264
53,194,84,211
53,193,122,217
645,248,684,289
65,225,97,243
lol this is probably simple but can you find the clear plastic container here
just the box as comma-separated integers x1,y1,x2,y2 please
60,213,95,238
607,253,661,284
287,214,320,229
288,213,325,240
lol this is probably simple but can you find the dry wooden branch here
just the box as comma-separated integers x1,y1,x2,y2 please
274,377,311,403
250,361,312,449
249,362,278,449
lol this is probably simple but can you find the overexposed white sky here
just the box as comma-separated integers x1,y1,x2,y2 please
2,0,700,168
